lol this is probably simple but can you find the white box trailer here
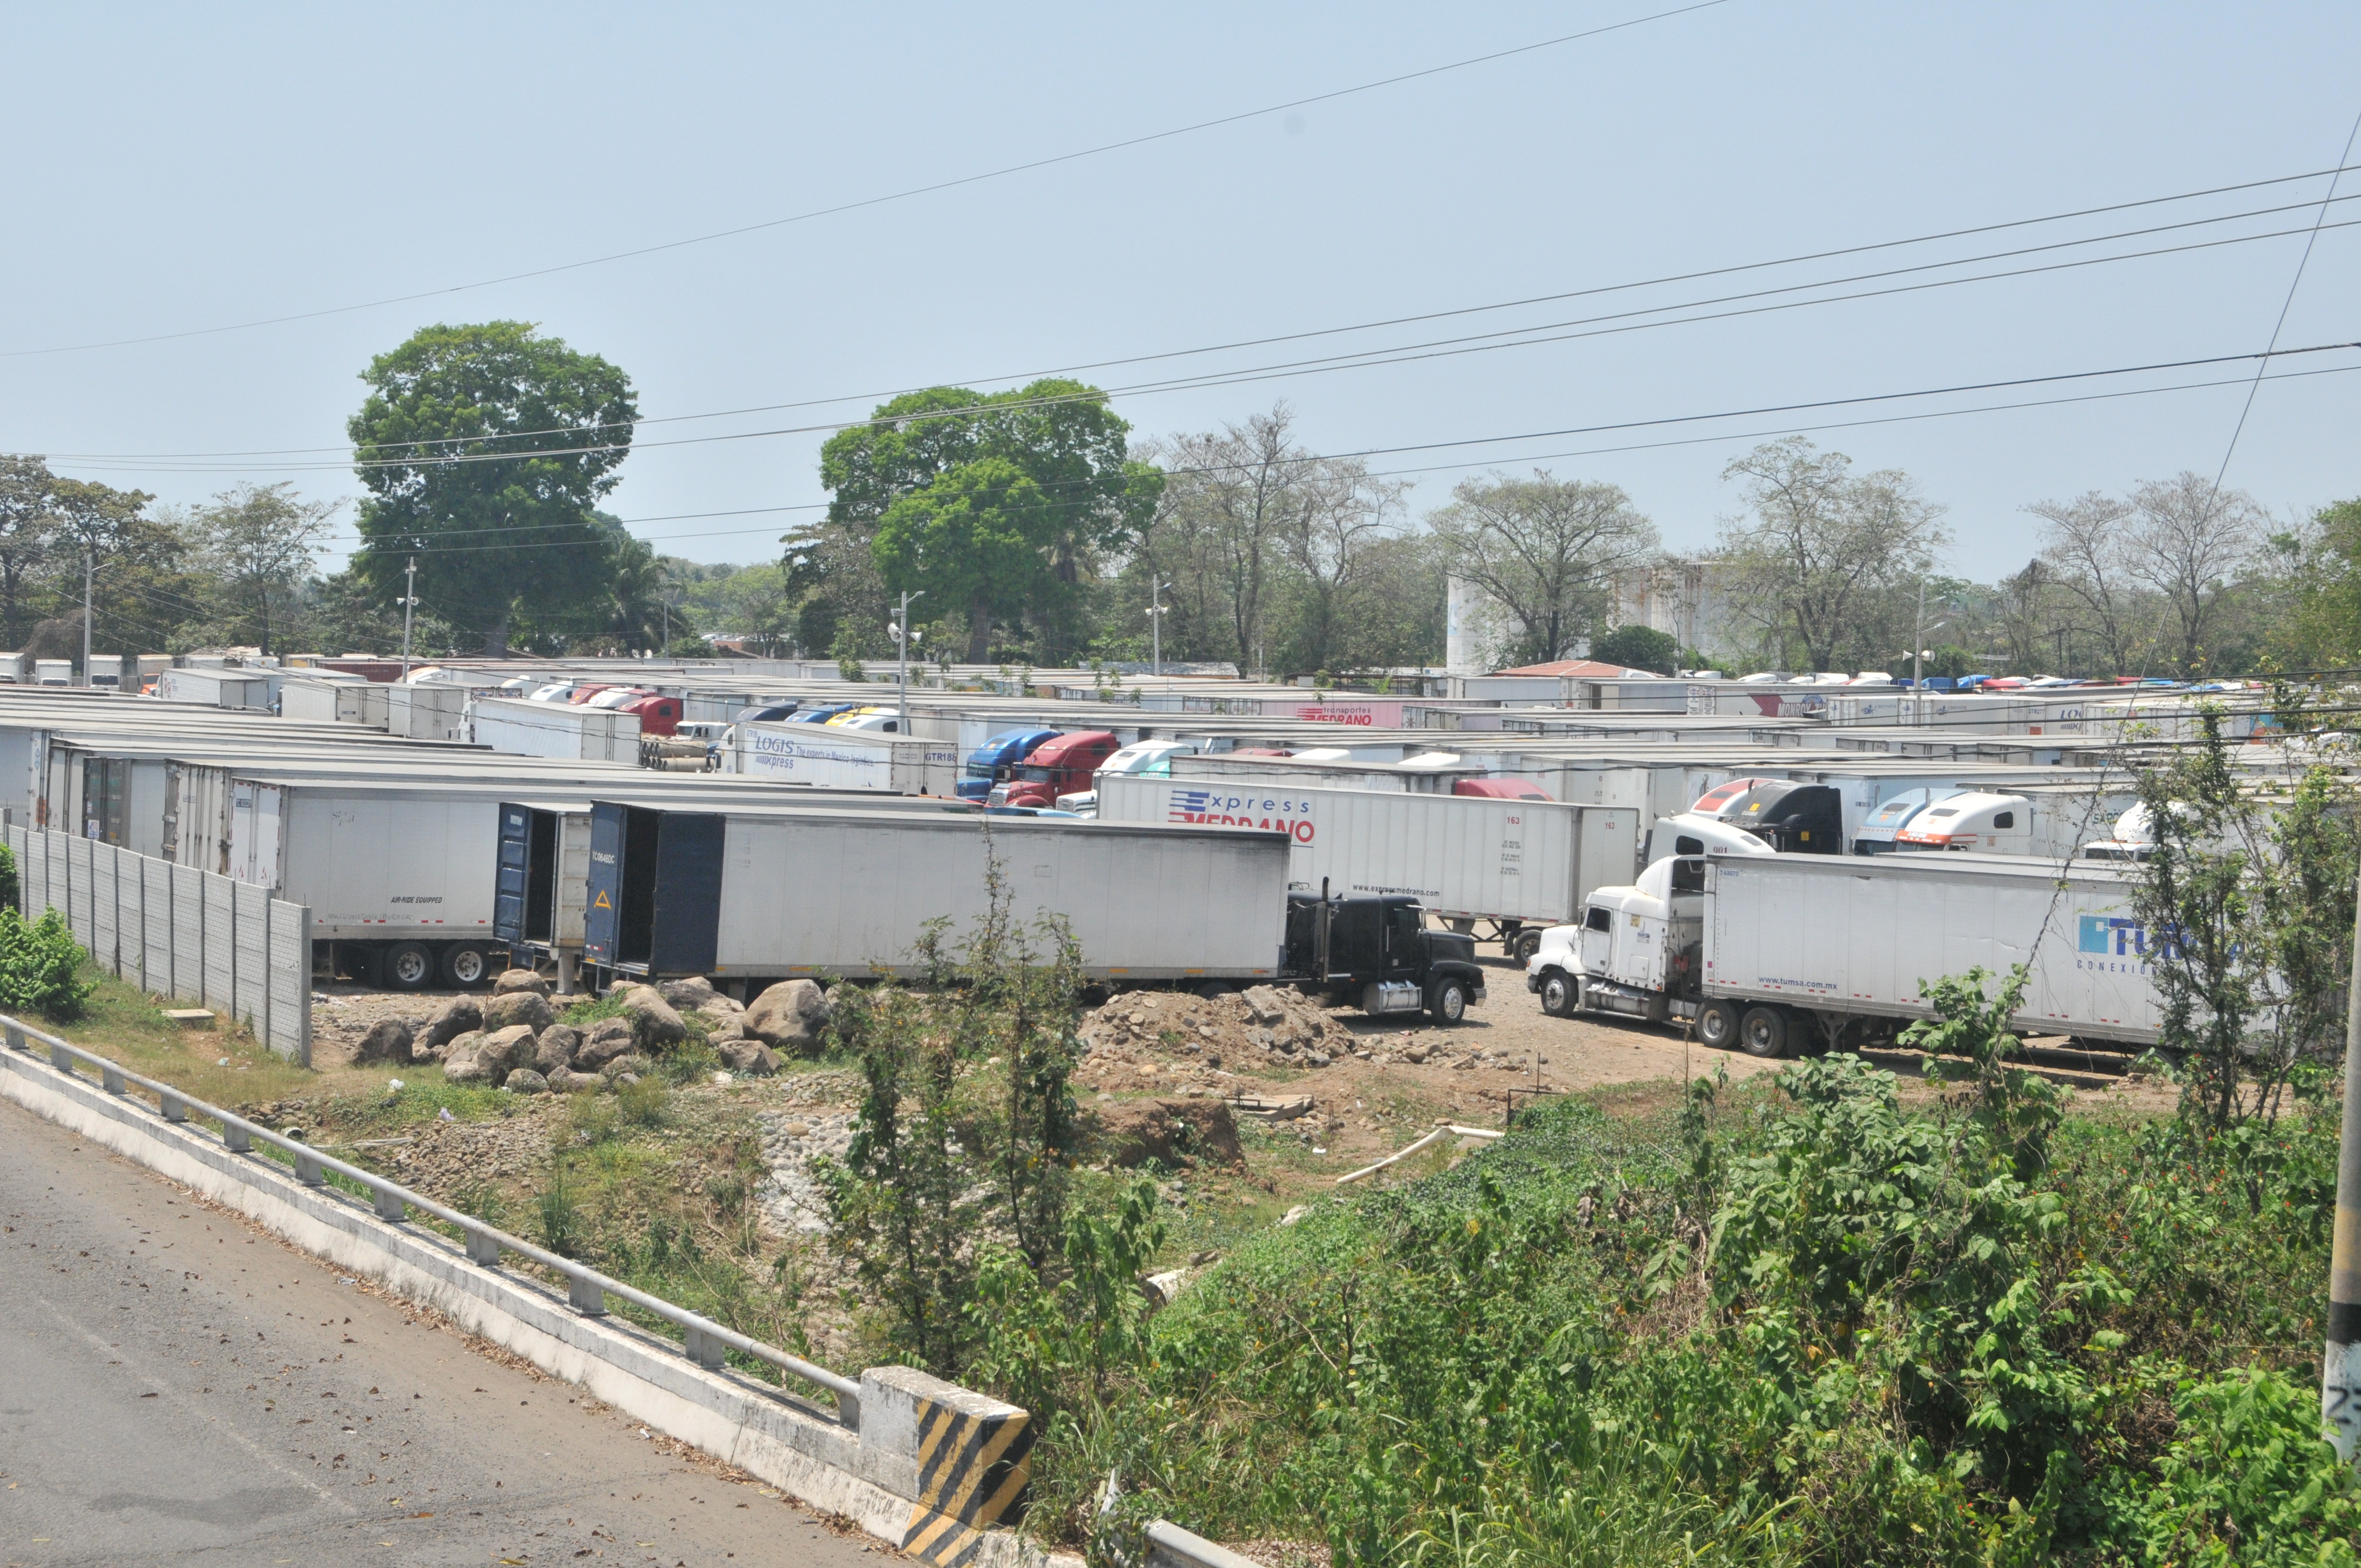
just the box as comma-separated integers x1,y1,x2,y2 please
731,721,961,794
279,677,390,729
576,801,1294,987
1096,771,1638,958
1528,849,2159,1054
493,788,950,988
154,666,270,708
471,695,640,761
1704,852,2157,1047
385,682,471,741
222,779,503,987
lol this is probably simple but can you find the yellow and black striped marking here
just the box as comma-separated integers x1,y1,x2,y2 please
899,1392,1035,1566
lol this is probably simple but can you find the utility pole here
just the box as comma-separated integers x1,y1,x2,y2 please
892,589,923,736
1147,578,1169,678
398,556,419,680
81,547,93,687
2327,881,2361,1465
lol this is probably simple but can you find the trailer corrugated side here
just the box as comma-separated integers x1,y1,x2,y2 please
471,696,640,761
731,721,960,793
236,782,501,944
580,802,1292,984
1096,772,1636,946
1702,852,2157,1044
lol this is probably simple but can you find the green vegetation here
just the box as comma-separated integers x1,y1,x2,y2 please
0,907,84,1020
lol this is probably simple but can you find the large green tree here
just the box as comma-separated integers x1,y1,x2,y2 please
809,379,1160,663
347,322,635,655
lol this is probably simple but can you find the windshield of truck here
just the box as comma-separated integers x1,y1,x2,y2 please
1016,764,1056,781
964,759,995,778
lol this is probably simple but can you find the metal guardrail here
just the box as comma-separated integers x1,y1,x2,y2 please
2,1012,861,1429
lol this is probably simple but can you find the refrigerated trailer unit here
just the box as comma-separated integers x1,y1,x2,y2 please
470,695,641,762
1095,771,1638,959
1526,848,2161,1055
573,800,1294,989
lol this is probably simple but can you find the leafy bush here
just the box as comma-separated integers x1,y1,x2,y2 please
0,908,93,1020
0,841,18,912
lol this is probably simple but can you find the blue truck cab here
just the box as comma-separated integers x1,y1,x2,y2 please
959,728,1059,801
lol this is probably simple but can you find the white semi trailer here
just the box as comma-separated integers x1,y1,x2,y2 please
1096,771,1639,960
1526,849,2158,1056
471,696,641,762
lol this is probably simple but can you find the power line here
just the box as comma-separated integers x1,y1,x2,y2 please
40,168,2361,468
0,1,1734,362
55,214,2361,483
318,353,2361,560
2206,107,2361,498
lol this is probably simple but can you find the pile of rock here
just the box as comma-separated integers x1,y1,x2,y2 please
384,970,644,1093
1078,986,1360,1074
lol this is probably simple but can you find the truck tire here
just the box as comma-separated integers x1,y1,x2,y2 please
1538,968,1577,1017
1695,999,1742,1050
1737,1005,1791,1058
382,941,436,992
1428,976,1470,1025
1511,928,1542,963
439,942,492,988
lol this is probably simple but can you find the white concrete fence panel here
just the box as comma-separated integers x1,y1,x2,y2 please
7,826,312,1064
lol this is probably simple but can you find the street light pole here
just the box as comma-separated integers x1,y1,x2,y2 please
399,556,419,681
1147,578,1169,678
893,589,923,735
2326,876,2361,1466
81,547,92,687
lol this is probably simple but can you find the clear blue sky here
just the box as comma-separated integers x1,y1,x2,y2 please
3,1,2356,577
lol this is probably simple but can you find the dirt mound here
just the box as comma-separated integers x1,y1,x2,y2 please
1087,1096,1244,1170
1075,988,1360,1097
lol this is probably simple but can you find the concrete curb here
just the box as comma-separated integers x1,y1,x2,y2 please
0,1046,1069,1566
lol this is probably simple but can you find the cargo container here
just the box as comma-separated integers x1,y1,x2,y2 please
385,682,471,741
574,802,1295,988
87,654,123,690
1096,771,1638,960
279,677,390,729
35,658,75,688
493,788,949,986
153,666,269,707
731,721,960,794
1526,849,2159,1054
471,695,640,761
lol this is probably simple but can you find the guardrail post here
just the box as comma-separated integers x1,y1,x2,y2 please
465,1229,502,1267
222,1121,251,1153
373,1186,406,1222
49,1041,73,1073
160,1092,187,1123
102,1063,124,1095
294,1150,324,1185
683,1327,726,1370
568,1276,606,1316
4,1022,24,1052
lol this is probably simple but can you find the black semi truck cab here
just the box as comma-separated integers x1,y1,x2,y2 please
1284,891,1486,1025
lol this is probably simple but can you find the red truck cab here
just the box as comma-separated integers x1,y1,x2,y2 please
994,730,1122,808
617,693,683,737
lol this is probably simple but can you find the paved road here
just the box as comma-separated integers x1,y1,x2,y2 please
0,1095,879,1568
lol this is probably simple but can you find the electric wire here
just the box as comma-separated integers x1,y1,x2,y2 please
314,356,2361,559
0,0,1734,361
40,192,2361,476
40,160,2361,465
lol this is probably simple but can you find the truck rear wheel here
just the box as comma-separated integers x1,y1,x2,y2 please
439,942,492,988
1737,1005,1791,1058
1428,977,1470,1025
1538,969,1577,1017
382,941,436,992
1696,999,1742,1050
1511,928,1542,963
